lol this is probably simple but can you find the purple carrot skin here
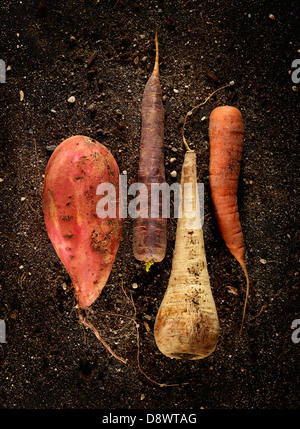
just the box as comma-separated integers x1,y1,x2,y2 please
132,33,167,270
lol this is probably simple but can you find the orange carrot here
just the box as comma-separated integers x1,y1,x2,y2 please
208,106,249,336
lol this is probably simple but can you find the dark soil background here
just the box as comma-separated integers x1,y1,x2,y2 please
0,0,299,411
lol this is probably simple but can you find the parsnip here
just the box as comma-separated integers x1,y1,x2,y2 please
154,151,219,360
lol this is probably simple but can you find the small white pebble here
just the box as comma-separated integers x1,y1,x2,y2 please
132,283,138,289
122,170,127,175
170,157,176,163
19,265,24,269
67,96,76,103
260,258,267,264
230,80,235,86
140,393,145,400
19,90,24,101
269,13,275,19
201,116,206,121
173,88,179,93
20,197,26,201
62,282,67,291
170,170,177,178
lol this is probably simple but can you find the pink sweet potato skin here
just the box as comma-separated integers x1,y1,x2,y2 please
43,135,123,309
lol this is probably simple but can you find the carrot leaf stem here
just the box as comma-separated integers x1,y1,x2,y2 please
145,261,154,272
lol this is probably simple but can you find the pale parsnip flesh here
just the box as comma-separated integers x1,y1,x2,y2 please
154,151,219,359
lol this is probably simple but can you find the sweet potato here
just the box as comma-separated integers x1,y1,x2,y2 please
43,135,123,310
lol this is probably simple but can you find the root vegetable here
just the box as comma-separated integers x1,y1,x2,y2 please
208,106,249,335
43,135,123,309
43,135,125,362
132,32,167,270
154,151,219,359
